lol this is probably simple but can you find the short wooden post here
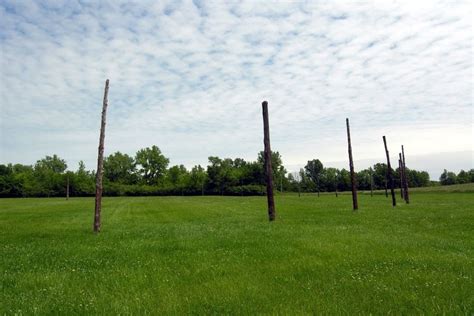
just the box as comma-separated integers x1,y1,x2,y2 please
346,118,358,211
402,145,410,204
383,136,396,207
262,101,276,221
93,79,110,233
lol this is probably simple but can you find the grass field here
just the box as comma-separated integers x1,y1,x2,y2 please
1,189,473,314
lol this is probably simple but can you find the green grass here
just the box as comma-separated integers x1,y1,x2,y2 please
412,182,474,193
1,191,473,314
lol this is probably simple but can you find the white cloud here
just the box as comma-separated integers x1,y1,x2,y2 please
0,0,472,179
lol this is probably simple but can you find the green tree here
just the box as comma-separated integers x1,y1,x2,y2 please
372,163,389,190
356,169,372,191
206,157,237,194
304,159,324,193
33,155,67,197
190,165,207,195
104,151,137,184
440,169,457,185
469,169,474,183
167,165,188,186
337,168,351,191
74,161,94,196
35,155,67,173
321,167,339,192
457,170,470,184
135,146,169,185
257,151,285,185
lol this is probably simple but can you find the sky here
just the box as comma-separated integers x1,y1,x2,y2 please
0,0,472,180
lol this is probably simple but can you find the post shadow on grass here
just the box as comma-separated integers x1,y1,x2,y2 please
94,79,110,233
262,101,276,221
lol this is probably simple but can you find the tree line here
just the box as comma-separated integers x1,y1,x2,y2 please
439,169,474,185
0,145,470,198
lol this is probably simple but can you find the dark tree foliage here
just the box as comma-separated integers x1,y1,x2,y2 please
440,169,457,185
104,152,137,184
304,159,324,192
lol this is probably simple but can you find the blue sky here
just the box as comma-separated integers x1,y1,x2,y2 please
0,0,472,179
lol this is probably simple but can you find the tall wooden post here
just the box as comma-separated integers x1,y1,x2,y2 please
402,145,410,204
93,79,110,233
346,118,358,211
383,136,396,207
262,101,276,221
66,175,69,200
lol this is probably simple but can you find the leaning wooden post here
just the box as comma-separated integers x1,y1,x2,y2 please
262,101,276,221
401,145,410,204
93,79,110,233
346,118,358,211
66,175,69,200
383,136,396,207
398,154,404,199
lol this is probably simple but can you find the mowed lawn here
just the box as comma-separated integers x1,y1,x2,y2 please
1,192,473,314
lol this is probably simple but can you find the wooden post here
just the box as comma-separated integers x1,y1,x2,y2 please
383,136,396,207
262,101,276,221
66,175,69,200
346,118,358,211
398,154,404,198
335,171,338,197
402,145,410,204
93,79,110,233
